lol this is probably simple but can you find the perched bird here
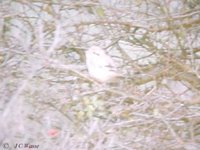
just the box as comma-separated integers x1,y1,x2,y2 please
85,46,122,83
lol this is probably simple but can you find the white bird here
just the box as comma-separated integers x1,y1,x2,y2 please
85,46,122,83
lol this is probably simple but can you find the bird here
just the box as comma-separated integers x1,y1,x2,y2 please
85,46,122,83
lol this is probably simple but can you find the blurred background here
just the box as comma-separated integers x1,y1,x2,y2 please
0,0,200,149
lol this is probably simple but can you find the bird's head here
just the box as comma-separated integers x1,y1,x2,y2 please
85,46,106,56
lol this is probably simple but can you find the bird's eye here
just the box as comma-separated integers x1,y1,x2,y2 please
93,52,100,56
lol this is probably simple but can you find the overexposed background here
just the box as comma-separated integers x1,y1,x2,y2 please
0,0,200,149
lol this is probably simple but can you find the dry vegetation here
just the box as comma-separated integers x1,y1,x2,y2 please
0,0,200,150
